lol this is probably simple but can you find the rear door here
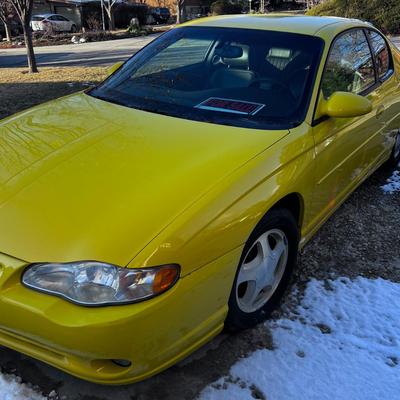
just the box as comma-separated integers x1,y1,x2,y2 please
58,15,71,32
47,15,60,32
311,28,383,222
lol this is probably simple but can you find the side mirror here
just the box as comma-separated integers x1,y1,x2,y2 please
318,91,372,118
107,61,124,76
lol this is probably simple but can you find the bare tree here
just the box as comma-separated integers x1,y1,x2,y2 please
10,0,37,72
0,0,13,41
103,0,117,31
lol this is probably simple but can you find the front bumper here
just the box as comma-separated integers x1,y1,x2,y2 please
0,249,240,384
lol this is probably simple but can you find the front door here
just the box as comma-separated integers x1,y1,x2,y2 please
311,28,385,225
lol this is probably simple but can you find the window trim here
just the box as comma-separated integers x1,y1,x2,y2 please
312,27,379,126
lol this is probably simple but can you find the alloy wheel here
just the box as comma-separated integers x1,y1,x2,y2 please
235,229,289,313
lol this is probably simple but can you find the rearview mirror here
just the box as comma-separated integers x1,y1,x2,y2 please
107,61,124,76
319,91,372,118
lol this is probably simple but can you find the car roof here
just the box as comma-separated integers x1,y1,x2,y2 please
33,13,58,17
181,14,372,37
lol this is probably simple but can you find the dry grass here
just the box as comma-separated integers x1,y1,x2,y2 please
0,67,107,120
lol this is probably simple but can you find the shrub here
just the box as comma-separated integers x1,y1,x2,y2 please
86,14,102,31
127,24,153,36
210,0,242,15
82,31,114,42
306,0,400,34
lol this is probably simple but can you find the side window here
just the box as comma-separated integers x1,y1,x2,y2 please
321,29,376,98
48,16,57,21
367,30,391,80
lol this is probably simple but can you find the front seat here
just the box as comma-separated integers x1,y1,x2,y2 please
284,52,312,100
210,44,256,89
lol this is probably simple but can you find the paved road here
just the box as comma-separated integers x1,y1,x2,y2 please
1,34,399,68
0,34,160,67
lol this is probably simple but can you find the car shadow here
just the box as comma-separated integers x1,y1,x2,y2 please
0,81,99,120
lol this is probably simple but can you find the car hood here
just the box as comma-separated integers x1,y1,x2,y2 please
0,93,288,266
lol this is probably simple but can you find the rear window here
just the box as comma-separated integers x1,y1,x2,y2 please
32,16,45,21
90,27,324,130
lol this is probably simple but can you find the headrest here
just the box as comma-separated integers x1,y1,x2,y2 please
215,44,243,59
216,43,249,69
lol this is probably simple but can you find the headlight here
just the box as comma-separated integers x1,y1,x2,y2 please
22,261,180,306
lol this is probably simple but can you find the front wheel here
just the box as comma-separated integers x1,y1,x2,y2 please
225,208,299,331
70,25,77,33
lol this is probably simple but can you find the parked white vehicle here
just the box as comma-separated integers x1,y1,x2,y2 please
31,14,77,33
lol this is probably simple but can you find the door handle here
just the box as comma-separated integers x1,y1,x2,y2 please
376,105,385,119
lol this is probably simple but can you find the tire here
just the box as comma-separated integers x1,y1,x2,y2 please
225,208,299,331
388,129,400,168
70,25,77,33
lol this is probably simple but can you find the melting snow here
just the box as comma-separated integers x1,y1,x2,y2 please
381,170,400,193
0,373,44,400
200,277,400,400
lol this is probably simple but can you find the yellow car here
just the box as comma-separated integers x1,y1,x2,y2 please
0,14,399,385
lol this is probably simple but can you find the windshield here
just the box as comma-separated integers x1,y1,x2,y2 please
90,27,324,129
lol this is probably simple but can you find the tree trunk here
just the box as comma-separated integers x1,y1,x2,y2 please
109,10,115,30
105,8,115,30
176,4,180,24
23,22,38,73
4,20,12,41
176,1,185,24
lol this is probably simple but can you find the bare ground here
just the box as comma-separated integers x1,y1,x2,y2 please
0,68,399,400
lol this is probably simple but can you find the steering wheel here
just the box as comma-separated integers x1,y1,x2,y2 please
211,55,226,66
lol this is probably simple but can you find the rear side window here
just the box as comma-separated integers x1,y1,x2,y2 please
367,30,391,80
321,29,375,98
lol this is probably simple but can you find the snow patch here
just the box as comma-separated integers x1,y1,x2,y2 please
200,277,400,400
0,373,45,400
381,170,400,193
